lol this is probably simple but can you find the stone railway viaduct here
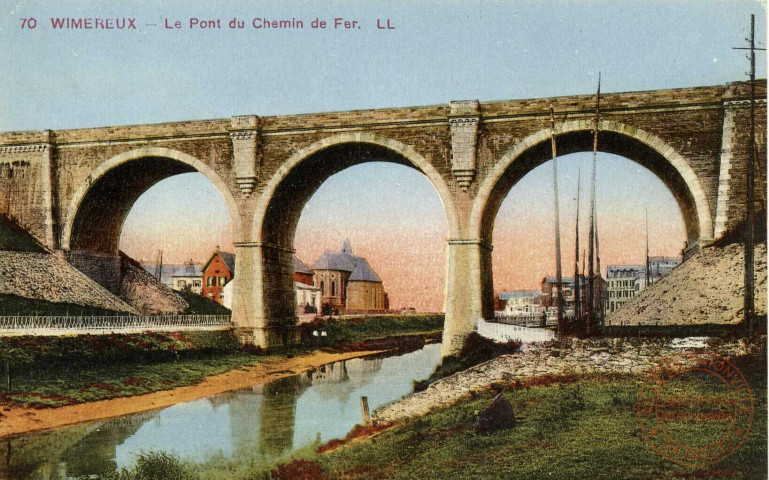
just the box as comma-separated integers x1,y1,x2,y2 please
0,80,765,356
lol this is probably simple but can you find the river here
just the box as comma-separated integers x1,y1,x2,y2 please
0,344,442,480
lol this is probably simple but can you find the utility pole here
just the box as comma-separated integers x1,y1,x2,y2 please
155,250,163,282
550,106,564,338
733,14,765,335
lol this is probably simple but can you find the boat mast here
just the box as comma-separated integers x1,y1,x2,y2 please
573,168,582,334
595,204,603,330
550,106,564,338
587,73,601,336
645,208,651,288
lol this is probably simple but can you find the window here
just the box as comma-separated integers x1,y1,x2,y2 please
206,277,214,287
331,281,336,296
194,280,201,287
219,276,226,286
320,281,325,293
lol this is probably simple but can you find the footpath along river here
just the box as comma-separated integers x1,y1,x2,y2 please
0,344,443,480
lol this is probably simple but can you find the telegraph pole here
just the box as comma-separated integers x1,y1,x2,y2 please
733,14,765,335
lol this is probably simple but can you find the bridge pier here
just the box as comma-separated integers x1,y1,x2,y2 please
441,239,493,357
231,242,298,349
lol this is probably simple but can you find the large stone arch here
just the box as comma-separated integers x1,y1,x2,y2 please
236,132,457,348
61,146,242,252
472,119,713,245
60,147,241,293
463,120,714,329
252,132,459,242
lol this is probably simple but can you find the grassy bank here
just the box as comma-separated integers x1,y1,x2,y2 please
0,330,253,408
314,353,768,480
413,332,520,392
0,315,443,409
106,350,767,480
299,314,444,347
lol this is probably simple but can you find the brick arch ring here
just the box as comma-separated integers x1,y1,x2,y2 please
469,119,714,244
60,146,243,251
251,132,461,241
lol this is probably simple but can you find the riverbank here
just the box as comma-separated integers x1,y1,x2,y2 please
100,337,767,480
0,348,384,438
313,356,767,480
375,336,759,423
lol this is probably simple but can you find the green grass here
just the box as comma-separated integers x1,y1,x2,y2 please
0,316,444,409
2,350,262,408
176,290,232,315
311,354,767,480
299,314,444,345
104,350,766,480
413,332,521,392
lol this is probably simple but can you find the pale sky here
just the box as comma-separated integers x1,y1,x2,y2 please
2,1,765,311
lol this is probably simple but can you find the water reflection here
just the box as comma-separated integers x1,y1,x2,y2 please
3,344,441,479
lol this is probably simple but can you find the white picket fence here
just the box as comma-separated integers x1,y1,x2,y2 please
0,315,232,335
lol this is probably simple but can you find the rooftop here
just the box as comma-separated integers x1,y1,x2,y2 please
313,241,382,283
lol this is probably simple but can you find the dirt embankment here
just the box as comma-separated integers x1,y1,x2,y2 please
118,252,188,314
0,349,383,438
0,250,136,314
609,242,767,326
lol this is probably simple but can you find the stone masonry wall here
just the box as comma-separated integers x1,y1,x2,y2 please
375,337,760,423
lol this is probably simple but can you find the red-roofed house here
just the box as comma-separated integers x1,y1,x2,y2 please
201,247,235,304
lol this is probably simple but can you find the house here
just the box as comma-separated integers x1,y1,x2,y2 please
170,259,203,294
219,256,323,313
605,265,646,314
496,290,543,326
201,247,236,304
605,257,681,314
312,240,387,312
294,257,321,313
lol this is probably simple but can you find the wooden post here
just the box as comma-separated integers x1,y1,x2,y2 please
360,396,371,426
4,361,9,393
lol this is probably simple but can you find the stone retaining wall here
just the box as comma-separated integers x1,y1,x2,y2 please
374,337,761,424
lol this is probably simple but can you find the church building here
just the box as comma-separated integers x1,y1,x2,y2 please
312,240,388,312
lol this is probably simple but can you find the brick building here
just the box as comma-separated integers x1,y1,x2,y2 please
201,247,235,304
312,240,387,312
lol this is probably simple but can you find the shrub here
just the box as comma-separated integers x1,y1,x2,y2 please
111,452,200,480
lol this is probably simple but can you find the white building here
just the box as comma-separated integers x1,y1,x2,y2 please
170,260,203,295
218,278,322,314
496,290,544,326
605,256,682,314
296,282,322,314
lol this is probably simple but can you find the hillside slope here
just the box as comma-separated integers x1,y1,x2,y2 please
0,251,137,314
118,252,189,314
608,242,767,326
